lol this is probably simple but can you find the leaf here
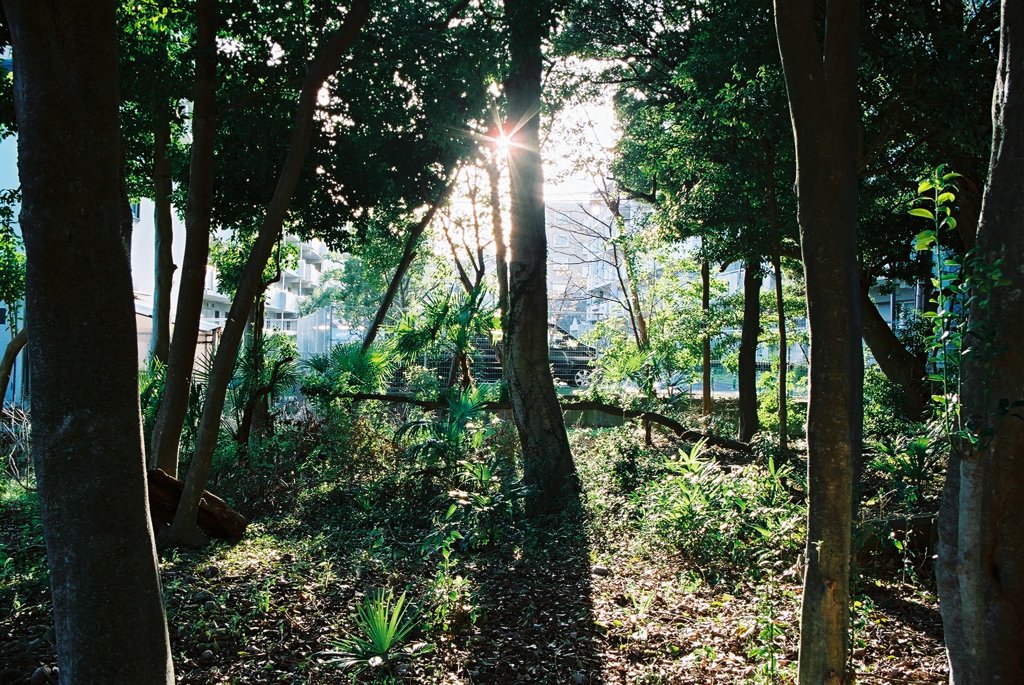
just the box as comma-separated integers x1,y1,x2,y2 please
909,207,935,220
937,192,956,205
917,180,934,194
913,230,936,250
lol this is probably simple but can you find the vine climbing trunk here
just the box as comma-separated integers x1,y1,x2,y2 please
164,0,371,547
5,0,175,679
775,0,862,683
149,0,218,477
936,2,1024,681
737,261,762,442
503,0,576,515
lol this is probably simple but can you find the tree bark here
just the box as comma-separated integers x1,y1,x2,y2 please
701,257,712,417
737,261,762,442
503,0,577,515
486,158,509,321
766,148,789,451
165,1,371,547
5,1,174,680
775,1,862,683
859,280,929,419
149,0,218,477
150,99,175,365
361,175,457,354
0,327,26,402
937,3,1024,681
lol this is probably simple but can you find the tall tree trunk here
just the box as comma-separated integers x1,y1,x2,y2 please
766,164,790,451
503,0,576,515
165,1,371,547
701,257,712,417
737,261,762,442
361,175,457,354
5,1,175,680
149,0,218,477
859,280,928,418
486,157,509,320
0,327,27,402
150,99,175,365
775,1,862,683
937,3,1024,680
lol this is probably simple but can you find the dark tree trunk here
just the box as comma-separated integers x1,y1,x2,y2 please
701,257,712,417
5,1,174,680
503,0,576,515
937,3,1024,681
150,99,175,365
361,176,457,354
165,1,370,547
859,280,928,419
766,148,789,451
0,327,27,402
775,0,862,682
737,261,762,442
149,0,218,477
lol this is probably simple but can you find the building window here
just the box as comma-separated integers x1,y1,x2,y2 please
130,202,141,221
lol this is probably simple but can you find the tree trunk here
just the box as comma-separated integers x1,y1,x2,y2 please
859,280,928,418
164,1,371,547
5,1,174,680
773,256,789,452
486,158,509,321
503,0,576,515
361,175,457,353
766,147,789,451
937,3,1024,681
737,261,762,442
150,99,175,365
701,257,712,417
775,1,862,683
149,0,218,477
0,327,27,402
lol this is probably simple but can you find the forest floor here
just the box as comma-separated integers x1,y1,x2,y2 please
1,427,947,685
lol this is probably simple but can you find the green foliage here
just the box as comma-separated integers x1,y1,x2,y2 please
756,361,807,438
324,588,430,674
397,386,495,472
0,189,24,331
302,342,398,400
867,435,941,509
645,439,804,582
209,232,298,298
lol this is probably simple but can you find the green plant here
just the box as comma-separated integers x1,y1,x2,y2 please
867,435,941,508
323,588,430,673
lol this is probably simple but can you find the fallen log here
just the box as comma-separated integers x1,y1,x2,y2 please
342,392,749,452
147,468,248,540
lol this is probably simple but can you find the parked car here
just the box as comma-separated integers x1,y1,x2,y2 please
548,325,598,388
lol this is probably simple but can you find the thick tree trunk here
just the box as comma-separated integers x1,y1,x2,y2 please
165,1,370,547
149,0,218,477
701,257,712,417
361,176,457,353
859,280,928,418
5,1,174,680
0,327,27,402
737,261,762,442
150,99,175,365
775,1,862,683
937,3,1024,681
504,0,576,515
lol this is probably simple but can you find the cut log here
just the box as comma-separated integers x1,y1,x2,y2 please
147,468,248,540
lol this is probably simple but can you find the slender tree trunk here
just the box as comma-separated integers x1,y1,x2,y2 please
773,256,789,451
775,1,862,683
859,280,928,418
937,3,1024,681
737,261,762,442
149,0,218,477
486,158,509,320
5,1,174,679
150,99,175,365
766,173,790,451
362,175,457,353
165,1,370,546
0,327,26,402
504,0,576,515
701,257,712,417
